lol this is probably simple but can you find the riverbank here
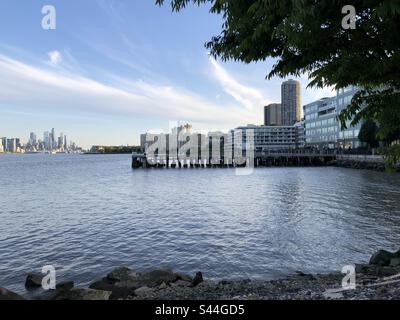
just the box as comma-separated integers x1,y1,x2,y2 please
326,154,400,172
2,250,400,301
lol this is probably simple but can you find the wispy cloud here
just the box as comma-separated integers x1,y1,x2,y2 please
0,53,258,127
48,50,62,65
209,58,271,111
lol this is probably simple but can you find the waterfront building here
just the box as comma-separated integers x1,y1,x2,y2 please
6,138,17,153
1,137,7,152
304,96,338,149
282,80,302,126
58,133,64,149
303,87,362,150
264,103,282,126
51,128,56,149
295,120,306,148
336,87,363,149
44,131,50,150
29,132,37,146
227,124,304,153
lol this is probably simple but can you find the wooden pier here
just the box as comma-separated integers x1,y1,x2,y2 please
131,152,337,169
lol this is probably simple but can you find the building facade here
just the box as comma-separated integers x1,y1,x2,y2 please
282,79,302,126
227,125,304,154
264,103,282,126
336,87,363,149
304,87,362,150
304,97,338,149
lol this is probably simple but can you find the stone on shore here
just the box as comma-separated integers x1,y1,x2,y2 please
140,269,178,287
369,249,400,266
355,264,400,277
134,286,155,298
56,281,74,291
0,288,25,300
25,273,44,289
192,272,204,287
106,267,139,282
90,267,179,299
175,272,193,283
390,258,400,267
57,288,112,300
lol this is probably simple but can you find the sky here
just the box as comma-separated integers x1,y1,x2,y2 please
0,0,334,148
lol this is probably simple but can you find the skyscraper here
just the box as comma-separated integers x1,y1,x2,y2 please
7,138,16,153
264,103,282,126
44,131,50,150
1,137,7,152
51,128,56,150
29,132,37,146
281,80,301,126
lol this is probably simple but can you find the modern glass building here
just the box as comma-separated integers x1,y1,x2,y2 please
304,87,362,149
336,87,363,149
304,97,338,149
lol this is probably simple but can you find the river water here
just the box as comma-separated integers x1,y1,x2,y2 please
1,154,399,293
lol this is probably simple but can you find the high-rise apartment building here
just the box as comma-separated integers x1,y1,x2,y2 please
282,80,301,126
44,131,50,150
29,132,37,146
1,137,7,152
7,138,17,153
264,103,282,126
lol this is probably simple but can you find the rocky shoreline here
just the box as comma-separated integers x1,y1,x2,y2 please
1,249,400,301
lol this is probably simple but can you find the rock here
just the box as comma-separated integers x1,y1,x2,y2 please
56,281,74,291
175,272,193,283
192,272,204,287
172,280,192,288
25,273,44,289
390,258,400,267
89,278,136,300
158,282,168,290
106,267,140,282
140,269,178,287
0,288,25,300
369,250,398,266
355,264,400,277
323,289,344,300
57,288,111,300
134,286,155,297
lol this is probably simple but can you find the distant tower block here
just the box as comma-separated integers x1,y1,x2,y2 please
281,79,301,126
264,103,282,126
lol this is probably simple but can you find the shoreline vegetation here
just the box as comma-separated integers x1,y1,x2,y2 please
1,249,400,301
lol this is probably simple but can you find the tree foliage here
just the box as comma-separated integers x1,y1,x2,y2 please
156,0,400,131
358,119,378,148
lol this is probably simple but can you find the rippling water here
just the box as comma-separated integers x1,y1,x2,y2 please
1,154,400,294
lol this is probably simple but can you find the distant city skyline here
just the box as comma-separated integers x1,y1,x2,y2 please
0,1,334,149
0,127,81,153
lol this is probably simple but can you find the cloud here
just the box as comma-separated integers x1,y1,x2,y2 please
0,53,258,128
209,58,271,111
48,50,62,65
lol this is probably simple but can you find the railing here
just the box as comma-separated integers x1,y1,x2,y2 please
336,154,385,163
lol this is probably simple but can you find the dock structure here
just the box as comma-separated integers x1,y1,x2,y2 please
132,151,337,169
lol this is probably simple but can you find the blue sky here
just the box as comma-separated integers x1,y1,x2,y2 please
0,0,333,148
